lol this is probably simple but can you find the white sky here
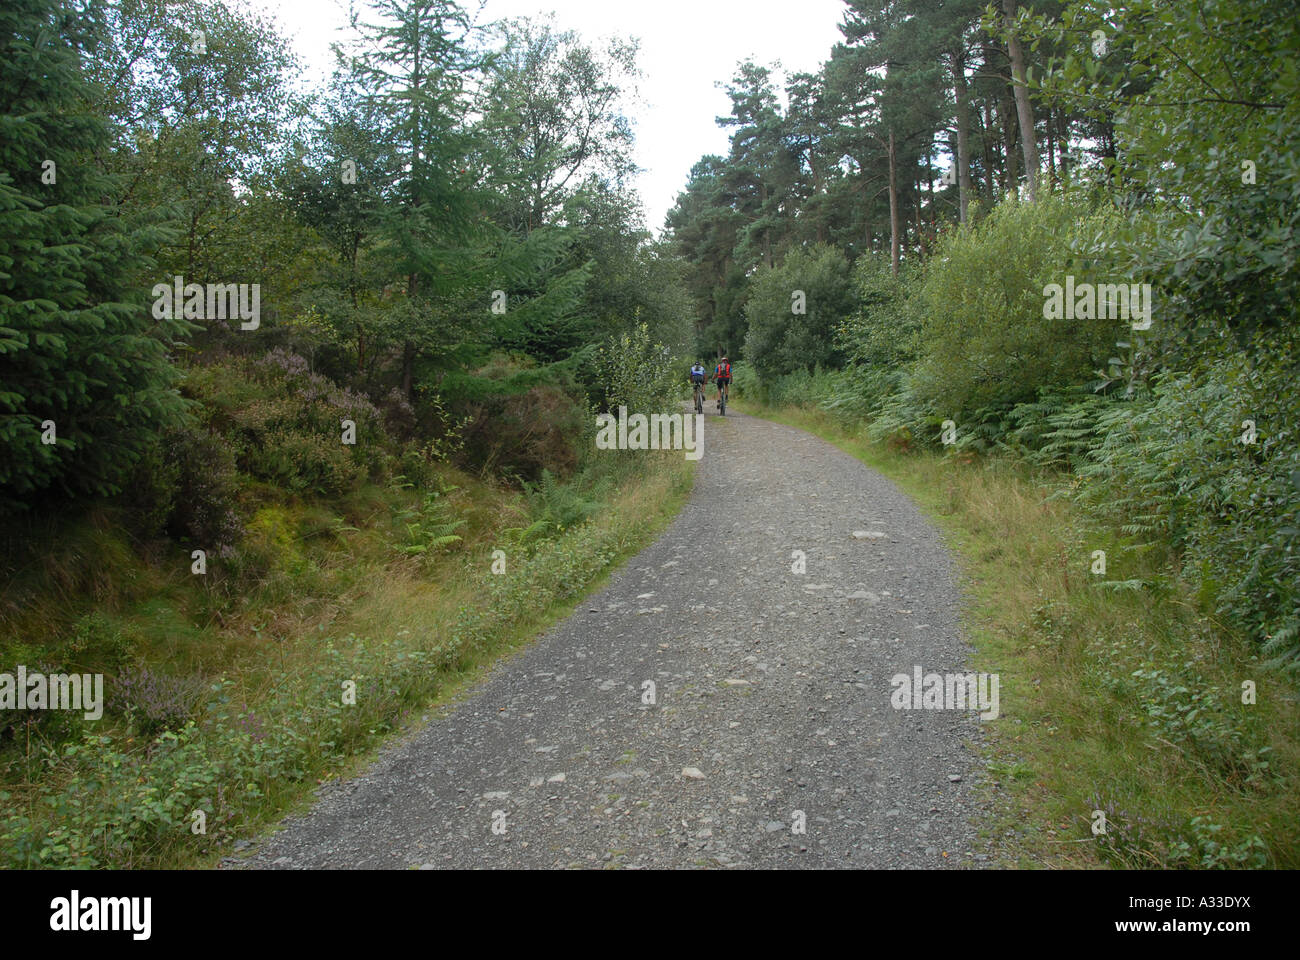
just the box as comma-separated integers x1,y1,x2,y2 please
256,0,850,235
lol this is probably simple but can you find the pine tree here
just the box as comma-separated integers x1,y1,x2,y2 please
341,0,489,397
0,0,189,511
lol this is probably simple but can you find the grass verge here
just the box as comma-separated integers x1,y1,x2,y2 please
0,451,693,868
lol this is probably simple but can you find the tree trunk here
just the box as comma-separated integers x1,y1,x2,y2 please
926,140,936,240
888,128,900,277
916,165,926,258
1046,104,1056,186
1003,0,1040,201
981,97,998,199
860,175,872,255
1000,88,1019,193
951,46,972,223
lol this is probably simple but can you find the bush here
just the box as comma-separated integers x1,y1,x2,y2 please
161,425,243,549
592,322,682,415
913,191,1122,416
108,665,208,737
837,254,924,368
1078,334,1300,671
743,243,852,378
185,353,389,497
457,382,585,482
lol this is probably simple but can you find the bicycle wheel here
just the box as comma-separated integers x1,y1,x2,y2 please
720,387,726,416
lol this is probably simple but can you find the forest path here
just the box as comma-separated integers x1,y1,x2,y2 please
238,410,985,869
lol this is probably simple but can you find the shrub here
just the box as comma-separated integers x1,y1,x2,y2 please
837,254,924,369
743,243,852,377
1078,334,1300,671
592,322,681,415
62,611,134,674
161,425,243,549
186,354,389,497
743,243,853,378
108,665,208,737
457,382,585,482
913,191,1122,415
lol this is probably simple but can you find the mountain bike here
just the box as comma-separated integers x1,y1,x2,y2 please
717,380,728,416
693,379,705,414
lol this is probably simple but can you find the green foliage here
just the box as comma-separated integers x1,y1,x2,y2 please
63,612,134,675
592,322,681,414
913,192,1121,415
1078,337,1300,673
187,351,389,497
520,468,600,541
450,361,586,482
1001,386,1113,470
0,0,191,511
152,424,243,549
727,362,764,403
476,16,639,234
1086,629,1276,868
1168,817,1270,870
743,243,852,378
837,255,924,368
1038,0,1300,351
394,486,465,566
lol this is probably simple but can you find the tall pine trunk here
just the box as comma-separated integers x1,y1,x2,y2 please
1003,0,1040,201
1000,87,1019,193
981,97,998,199
888,128,900,277
951,46,972,223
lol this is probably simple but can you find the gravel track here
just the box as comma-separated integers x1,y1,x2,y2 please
238,409,986,870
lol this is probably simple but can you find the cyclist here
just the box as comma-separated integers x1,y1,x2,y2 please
689,360,707,411
713,356,732,410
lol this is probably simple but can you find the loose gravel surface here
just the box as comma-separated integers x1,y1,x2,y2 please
238,410,988,870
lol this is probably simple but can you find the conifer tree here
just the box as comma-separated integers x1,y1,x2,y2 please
0,0,189,510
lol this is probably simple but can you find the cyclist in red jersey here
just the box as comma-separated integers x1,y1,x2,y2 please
713,357,732,410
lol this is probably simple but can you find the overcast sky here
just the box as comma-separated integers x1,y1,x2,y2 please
254,0,849,235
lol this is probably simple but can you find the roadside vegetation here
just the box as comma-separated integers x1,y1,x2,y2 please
0,0,691,867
